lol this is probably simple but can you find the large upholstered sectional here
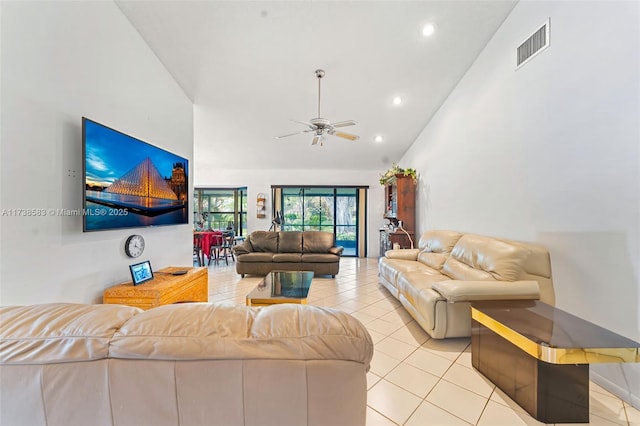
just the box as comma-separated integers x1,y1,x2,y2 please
233,230,344,277
0,302,373,426
379,230,554,339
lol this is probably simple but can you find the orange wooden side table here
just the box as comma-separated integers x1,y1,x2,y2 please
103,266,208,310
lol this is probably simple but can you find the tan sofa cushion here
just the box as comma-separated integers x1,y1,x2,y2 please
236,252,274,263
303,231,334,253
301,253,339,263
0,303,141,364
248,231,279,252
273,253,302,262
110,303,373,365
379,257,439,290
418,230,463,252
417,230,463,270
442,234,529,281
384,249,420,261
278,231,302,253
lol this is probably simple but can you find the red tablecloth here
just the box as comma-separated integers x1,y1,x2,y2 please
194,231,224,260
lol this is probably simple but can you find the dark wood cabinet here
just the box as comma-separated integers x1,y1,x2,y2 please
384,174,416,234
381,174,416,251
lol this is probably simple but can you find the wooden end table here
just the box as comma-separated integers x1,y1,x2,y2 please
471,300,640,424
103,266,208,310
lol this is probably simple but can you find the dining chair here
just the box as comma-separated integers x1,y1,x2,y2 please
222,230,236,263
207,232,226,265
193,233,204,266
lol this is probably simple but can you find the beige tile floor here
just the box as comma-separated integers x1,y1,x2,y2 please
201,256,639,426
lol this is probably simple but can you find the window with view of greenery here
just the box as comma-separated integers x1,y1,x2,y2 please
279,187,361,257
194,188,247,236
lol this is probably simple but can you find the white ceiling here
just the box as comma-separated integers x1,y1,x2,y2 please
116,0,517,171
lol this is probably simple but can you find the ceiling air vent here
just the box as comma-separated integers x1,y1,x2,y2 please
516,19,550,69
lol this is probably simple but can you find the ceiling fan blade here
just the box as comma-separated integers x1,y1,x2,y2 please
311,135,320,145
331,120,357,128
335,131,360,141
275,129,313,139
292,120,317,130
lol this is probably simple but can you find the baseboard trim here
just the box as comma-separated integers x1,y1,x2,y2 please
591,371,640,410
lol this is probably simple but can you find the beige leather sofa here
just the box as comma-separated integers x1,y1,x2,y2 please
234,230,344,277
379,230,554,339
0,302,373,426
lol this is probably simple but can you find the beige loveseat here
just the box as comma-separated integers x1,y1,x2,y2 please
0,302,373,426
234,230,343,277
379,230,554,339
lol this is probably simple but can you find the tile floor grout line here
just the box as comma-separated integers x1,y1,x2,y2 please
367,404,401,426
414,374,475,426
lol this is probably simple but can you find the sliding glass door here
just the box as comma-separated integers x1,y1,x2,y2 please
277,186,366,257
335,188,357,255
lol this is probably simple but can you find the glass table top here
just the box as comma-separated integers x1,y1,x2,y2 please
246,271,314,305
471,300,640,364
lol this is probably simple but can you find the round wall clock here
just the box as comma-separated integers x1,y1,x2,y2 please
125,234,145,258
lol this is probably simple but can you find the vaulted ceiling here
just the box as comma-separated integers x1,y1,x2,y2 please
117,1,517,171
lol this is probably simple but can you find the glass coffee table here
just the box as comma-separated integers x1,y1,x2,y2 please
246,270,314,306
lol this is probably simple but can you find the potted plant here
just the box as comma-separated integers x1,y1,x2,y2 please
379,163,417,185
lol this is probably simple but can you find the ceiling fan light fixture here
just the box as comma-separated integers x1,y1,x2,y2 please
422,23,436,37
275,69,360,146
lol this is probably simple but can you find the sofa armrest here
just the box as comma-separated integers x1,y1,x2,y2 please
431,280,540,303
384,248,420,261
233,242,252,255
329,246,344,256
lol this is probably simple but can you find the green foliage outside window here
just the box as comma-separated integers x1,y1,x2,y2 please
194,188,247,234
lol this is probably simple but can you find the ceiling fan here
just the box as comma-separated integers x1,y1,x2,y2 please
276,69,359,146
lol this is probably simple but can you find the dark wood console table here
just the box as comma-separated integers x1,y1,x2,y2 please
471,300,639,424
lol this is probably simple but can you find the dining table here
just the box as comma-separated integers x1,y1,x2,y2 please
194,230,224,264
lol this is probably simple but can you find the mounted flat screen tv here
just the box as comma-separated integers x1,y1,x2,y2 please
82,117,189,232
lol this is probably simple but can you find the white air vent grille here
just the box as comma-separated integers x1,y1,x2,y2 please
516,19,550,69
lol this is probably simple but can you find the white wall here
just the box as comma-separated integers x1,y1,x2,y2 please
401,0,640,408
0,1,194,305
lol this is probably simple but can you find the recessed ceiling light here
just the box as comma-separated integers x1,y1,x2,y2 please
392,96,402,106
375,135,383,143
422,23,436,37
